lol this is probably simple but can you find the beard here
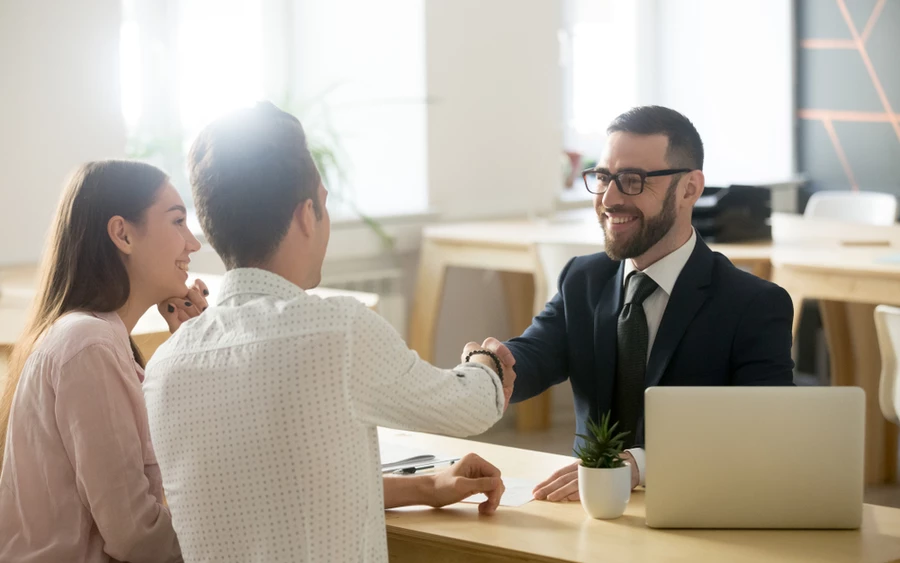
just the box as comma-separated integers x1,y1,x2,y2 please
600,178,678,261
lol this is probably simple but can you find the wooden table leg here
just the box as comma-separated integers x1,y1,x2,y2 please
822,301,898,485
0,346,9,397
820,301,853,387
751,260,772,281
409,239,449,363
500,272,551,432
784,292,805,340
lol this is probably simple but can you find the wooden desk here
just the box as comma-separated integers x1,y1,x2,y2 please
773,247,900,485
382,429,900,563
408,219,772,432
0,266,379,363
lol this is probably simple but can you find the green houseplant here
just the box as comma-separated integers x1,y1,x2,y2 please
283,91,395,250
304,126,394,250
574,411,632,519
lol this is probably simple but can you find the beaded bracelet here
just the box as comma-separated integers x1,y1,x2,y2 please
464,349,504,383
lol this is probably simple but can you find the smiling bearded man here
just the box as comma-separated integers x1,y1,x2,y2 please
469,105,796,503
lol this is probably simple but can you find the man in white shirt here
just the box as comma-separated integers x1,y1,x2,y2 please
485,105,794,501
143,102,516,563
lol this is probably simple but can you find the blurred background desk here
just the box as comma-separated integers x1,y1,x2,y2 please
773,246,900,485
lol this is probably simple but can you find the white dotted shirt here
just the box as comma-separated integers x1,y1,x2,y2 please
144,268,504,563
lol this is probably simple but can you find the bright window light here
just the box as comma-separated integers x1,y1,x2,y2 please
565,0,640,160
119,20,142,131
176,0,264,139
118,0,427,217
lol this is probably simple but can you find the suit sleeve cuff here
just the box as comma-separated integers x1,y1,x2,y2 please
626,447,646,487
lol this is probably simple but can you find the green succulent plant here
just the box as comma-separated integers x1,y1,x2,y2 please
574,411,630,469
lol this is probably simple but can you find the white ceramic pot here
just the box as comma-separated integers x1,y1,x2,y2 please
578,464,631,519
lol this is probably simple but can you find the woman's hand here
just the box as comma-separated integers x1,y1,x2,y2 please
158,278,209,333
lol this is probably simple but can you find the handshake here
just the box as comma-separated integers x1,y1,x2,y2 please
459,339,637,502
461,337,517,411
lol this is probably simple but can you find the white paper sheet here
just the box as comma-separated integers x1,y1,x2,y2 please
461,477,538,507
379,442,436,471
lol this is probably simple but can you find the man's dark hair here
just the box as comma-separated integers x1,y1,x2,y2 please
607,105,704,171
188,101,321,269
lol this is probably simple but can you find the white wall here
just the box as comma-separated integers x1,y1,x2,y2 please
650,0,795,186
426,0,564,220
564,0,796,185
0,0,126,266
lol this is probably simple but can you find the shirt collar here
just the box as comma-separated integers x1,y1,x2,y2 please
92,310,131,351
216,268,306,305
90,311,145,380
622,229,697,297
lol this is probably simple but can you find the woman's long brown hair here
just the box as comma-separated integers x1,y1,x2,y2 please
0,160,168,461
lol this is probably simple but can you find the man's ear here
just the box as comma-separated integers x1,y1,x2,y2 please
295,199,316,238
108,216,134,255
683,170,705,204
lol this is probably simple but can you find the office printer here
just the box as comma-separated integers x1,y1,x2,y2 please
691,185,771,242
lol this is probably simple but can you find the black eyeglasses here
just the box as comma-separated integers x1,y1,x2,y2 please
582,168,693,196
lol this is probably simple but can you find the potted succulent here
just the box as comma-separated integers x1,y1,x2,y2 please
574,411,632,519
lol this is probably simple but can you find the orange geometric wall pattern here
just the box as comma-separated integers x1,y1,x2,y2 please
798,0,900,192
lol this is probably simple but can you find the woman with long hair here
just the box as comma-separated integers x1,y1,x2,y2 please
0,160,207,562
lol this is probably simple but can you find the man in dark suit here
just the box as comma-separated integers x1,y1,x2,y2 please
476,106,794,502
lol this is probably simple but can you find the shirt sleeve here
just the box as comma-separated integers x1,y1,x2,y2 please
346,305,504,436
505,257,576,403
55,344,181,563
626,447,646,487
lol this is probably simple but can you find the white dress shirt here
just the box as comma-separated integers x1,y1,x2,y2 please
621,229,697,486
144,268,504,563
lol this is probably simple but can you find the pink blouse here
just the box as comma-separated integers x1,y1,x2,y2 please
0,311,181,563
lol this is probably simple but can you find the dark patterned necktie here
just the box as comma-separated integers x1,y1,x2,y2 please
613,271,659,448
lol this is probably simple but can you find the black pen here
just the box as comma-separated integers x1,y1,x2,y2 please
393,458,460,474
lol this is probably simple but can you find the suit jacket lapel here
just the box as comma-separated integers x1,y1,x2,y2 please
645,238,714,389
594,261,624,420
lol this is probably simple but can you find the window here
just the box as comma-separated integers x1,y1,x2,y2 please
561,0,642,176
176,1,266,142
651,0,795,187
560,0,795,191
120,0,427,219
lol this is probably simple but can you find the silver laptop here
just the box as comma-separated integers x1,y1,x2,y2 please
644,387,864,529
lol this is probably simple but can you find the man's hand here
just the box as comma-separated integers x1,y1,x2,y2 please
533,460,580,502
428,453,505,514
461,337,517,411
621,450,640,490
533,453,640,502
158,278,209,334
